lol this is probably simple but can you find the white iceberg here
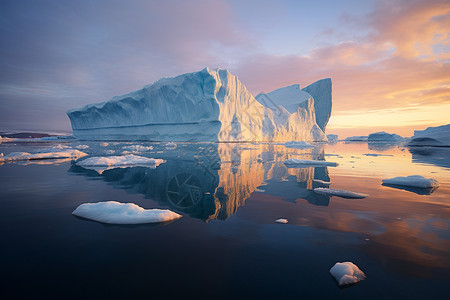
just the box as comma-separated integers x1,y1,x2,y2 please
255,79,332,132
407,124,450,147
76,154,165,174
67,68,329,142
284,158,338,167
72,201,182,224
330,262,366,286
283,141,315,149
0,148,87,163
382,175,439,188
368,131,404,142
314,188,368,199
276,218,288,224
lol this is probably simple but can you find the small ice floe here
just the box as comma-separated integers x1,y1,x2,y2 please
122,145,153,152
284,158,338,167
164,142,177,149
77,154,165,174
330,262,366,286
276,218,288,224
363,153,393,157
75,145,90,150
283,141,315,149
0,148,87,163
325,154,340,157
314,188,368,199
100,142,109,147
105,150,115,154
254,188,265,193
382,175,439,188
72,201,182,224
313,179,331,185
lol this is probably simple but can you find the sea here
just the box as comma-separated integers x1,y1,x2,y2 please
0,139,449,299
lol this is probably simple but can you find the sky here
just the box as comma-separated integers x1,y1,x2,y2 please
0,0,449,137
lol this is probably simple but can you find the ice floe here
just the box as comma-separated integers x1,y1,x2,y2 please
276,218,288,224
313,179,331,185
72,201,182,224
314,188,368,199
330,262,366,286
382,175,439,188
284,158,338,167
0,148,87,163
77,154,165,174
363,153,393,157
122,145,154,152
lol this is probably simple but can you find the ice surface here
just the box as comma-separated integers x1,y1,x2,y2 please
276,218,288,224
256,78,332,132
67,68,328,142
407,124,450,147
382,175,439,188
314,188,368,198
284,158,338,167
72,201,182,224
330,262,366,286
0,148,87,163
368,131,404,142
283,141,315,149
77,154,165,174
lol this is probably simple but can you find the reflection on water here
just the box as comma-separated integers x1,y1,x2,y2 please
368,141,404,151
69,143,332,221
409,146,450,169
382,183,438,195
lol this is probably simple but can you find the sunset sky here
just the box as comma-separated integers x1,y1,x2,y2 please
0,0,449,137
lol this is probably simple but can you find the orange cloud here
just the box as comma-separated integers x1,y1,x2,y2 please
233,0,450,137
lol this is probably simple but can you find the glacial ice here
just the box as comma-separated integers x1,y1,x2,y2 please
255,78,332,131
0,148,87,163
275,218,288,224
330,262,366,286
77,154,165,174
407,124,450,147
314,188,368,198
67,68,329,142
368,131,404,142
382,175,439,188
284,158,338,167
72,201,182,224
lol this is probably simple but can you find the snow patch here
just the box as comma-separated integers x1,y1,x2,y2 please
72,201,181,224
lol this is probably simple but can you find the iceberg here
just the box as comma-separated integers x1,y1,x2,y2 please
255,78,332,132
67,68,329,142
407,124,450,147
314,188,368,198
368,131,404,142
72,201,182,224
0,147,87,163
330,262,366,286
382,175,439,188
77,154,165,174
284,158,338,167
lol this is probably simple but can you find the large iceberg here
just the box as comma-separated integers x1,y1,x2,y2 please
407,124,450,147
67,68,330,142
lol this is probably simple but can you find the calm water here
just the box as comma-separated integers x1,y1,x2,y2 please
0,140,449,299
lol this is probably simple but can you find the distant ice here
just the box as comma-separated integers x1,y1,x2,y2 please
122,145,154,152
344,136,368,142
276,218,288,224
368,131,404,142
72,201,182,224
284,158,338,167
100,143,109,147
0,148,87,163
313,179,331,185
363,153,393,157
330,262,366,286
164,142,177,149
75,145,90,150
382,175,439,188
407,124,450,147
77,154,165,174
327,134,338,143
283,141,315,149
314,188,368,199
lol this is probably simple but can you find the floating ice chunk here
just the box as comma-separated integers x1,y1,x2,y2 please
122,145,154,152
72,201,182,224
283,141,315,149
313,179,331,185
77,154,165,174
363,153,393,157
100,143,109,147
330,262,366,286
407,124,450,147
284,158,338,167
276,218,288,224
165,142,177,149
0,148,87,163
75,145,90,150
314,188,368,199
382,175,439,188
